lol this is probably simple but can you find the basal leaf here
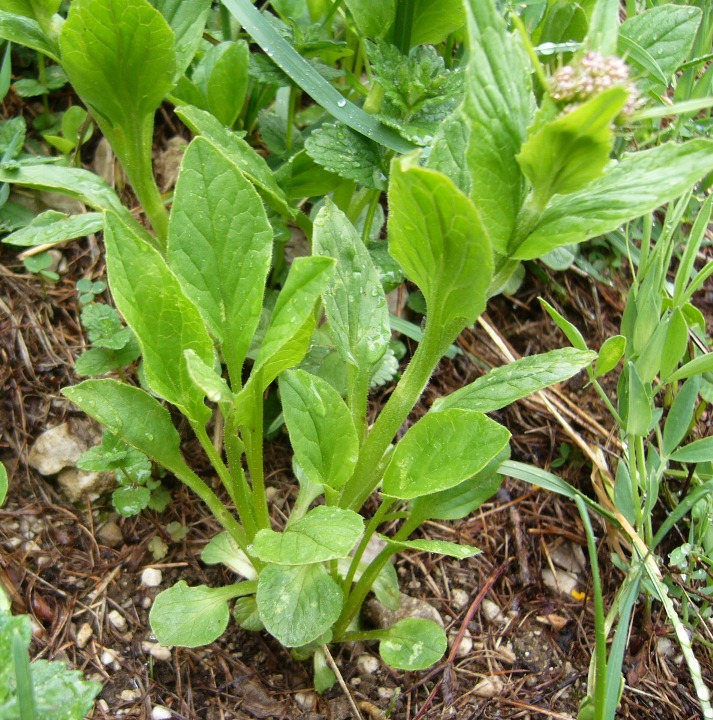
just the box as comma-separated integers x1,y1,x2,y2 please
312,201,390,372
168,138,272,381
26,659,101,720
201,531,257,579
513,139,713,259
378,618,446,671
343,0,395,39
388,156,492,349
426,109,471,195
381,536,480,560
249,505,363,564
104,213,214,423
516,87,628,208
280,370,359,490
184,349,232,404
62,379,189,476
150,0,212,77
150,580,254,647
175,105,295,218
257,563,343,647
411,0,465,46
434,348,595,414
382,409,510,500
461,0,534,253
1,210,103,247
0,11,58,60
60,0,175,128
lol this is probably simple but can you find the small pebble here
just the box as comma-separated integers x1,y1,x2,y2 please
100,649,120,668
142,596,152,609
377,687,395,700
481,599,505,624
108,610,127,632
293,691,316,710
76,623,93,648
356,654,380,675
473,677,504,698
450,630,473,658
120,689,140,702
151,705,173,720
451,588,470,610
98,521,124,548
141,568,162,587
142,641,171,661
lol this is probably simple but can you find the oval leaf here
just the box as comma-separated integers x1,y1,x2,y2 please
379,618,446,671
380,536,480,560
670,437,713,465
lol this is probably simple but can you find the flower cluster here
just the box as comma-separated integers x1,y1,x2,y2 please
550,52,639,117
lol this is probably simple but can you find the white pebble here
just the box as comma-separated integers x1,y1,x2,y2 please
151,705,173,720
377,687,395,700
142,641,172,661
76,623,93,648
451,588,470,609
142,596,152,609
100,649,120,668
473,677,504,698
450,630,473,657
141,568,163,587
120,689,140,702
293,691,316,710
356,654,380,675
481,599,505,624
108,610,127,632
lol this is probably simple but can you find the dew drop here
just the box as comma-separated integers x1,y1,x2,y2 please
336,98,347,108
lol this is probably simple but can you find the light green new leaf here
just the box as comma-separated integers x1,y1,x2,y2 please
175,105,295,218
0,11,58,60
379,618,446,671
381,536,480,560
433,348,595,414
253,256,334,387
584,0,618,55
280,370,359,490
540,299,588,351
60,0,175,128
516,87,627,208
249,505,363,564
168,138,272,380
660,308,689,382
663,377,700,457
461,0,533,252
0,0,59,20
2,210,103,247
150,581,255,647
104,213,214,423
411,0,465,46
201,531,257,579
343,0,394,39
257,563,343,647
313,201,390,372
0,461,7,506
150,0,212,77
185,350,232,404
594,335,626,377
625,362,652,437
665,353,713,383
388,156,493,348
383,409,510,500
513,139,713,259
670,437,713,464
619,5,701,90
62,379,190,476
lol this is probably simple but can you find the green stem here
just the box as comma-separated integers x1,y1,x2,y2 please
360,189,381,246
338,323,443,511
225,415,258,541
244,376,270,529
510,11,548,93
393,0,415,54
285,85,298,153
347,363,370,443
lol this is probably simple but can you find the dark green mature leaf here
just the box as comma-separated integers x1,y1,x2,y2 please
168,138,272,381
426,110,471,195
175,105,295,218
249,505,363,564
60,0,175,128
378,618,446,670
104,213,214,423
1,210,103,247
344,0,395,39
280,370,359,490
257,563,343,647
434,348,595,414
513,140,713,259
312,201,390,372
62,380,190,476
305,123,387,189
619,5,701,90
150,581,255,647
382,409,510,499
388,156,493,349
0,11,58,60
411,0,465,46
461,0,533,253
150,0,212,77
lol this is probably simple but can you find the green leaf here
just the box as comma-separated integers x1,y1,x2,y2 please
619,6,701,91
112,485,151,516
513,140,713,259
233,595,263,631
433,348,595,414
62,379,190,476
625,362,652,437
24,658,101,720
0,11,59,60
168,137,272,380
175,105,295,219
378,618,446,671
0,461,7,506
252,256,334,387
411,0,465,46
461,0,533,252
670,438,713,465
660,308,691,381
249,505,363,564
426,109,471,195
594,335,626,378
382,409,510,500
60,0,175,130
663,377,700,457
540,299,588,351
104,213,214,423
312,201,390,372
184,349,232,403
150,580,255,647
388,156,493,349
201,532,257,579
665,353,713,384
150,0,212,77
584,0,618,55
74,343,141,376
381,536,480,560
80,303,133,350
344,0,395,39
516,87,627,208
305,123,387,189
257,563,343,647
280,370,359,490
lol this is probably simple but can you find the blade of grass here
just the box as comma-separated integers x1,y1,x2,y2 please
220,0,415,154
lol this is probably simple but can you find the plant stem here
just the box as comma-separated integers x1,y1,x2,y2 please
243,377,270,530
225,415,258,541
393,0,415,54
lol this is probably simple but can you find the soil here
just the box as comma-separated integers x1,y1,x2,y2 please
1,109,712,720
